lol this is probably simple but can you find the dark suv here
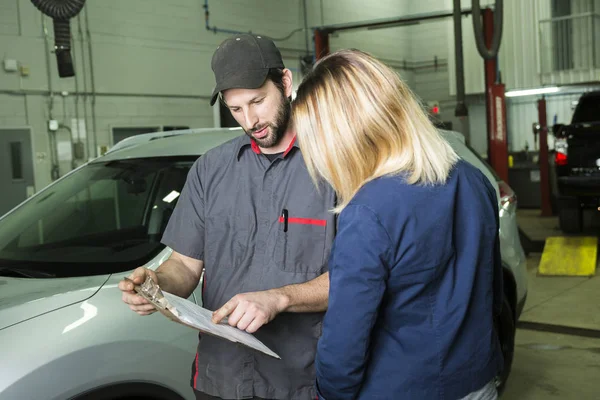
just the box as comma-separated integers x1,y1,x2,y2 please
553,91,600,233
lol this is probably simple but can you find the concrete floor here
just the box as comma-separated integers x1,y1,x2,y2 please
503,211,600,399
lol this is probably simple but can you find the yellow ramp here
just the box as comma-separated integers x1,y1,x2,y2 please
538,236,598,276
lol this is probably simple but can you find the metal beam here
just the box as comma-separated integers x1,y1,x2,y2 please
0,89,210,100
314,8,472,34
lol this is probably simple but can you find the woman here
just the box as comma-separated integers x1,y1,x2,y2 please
292,49,503,400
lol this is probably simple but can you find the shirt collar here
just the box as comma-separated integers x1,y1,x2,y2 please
236,134,299,160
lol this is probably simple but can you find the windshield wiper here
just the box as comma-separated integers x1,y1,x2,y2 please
0,267,56,279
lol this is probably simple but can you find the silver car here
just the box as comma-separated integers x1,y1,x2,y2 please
0,128,527,399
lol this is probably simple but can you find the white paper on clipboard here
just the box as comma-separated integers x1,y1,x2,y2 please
129,276,279,359
161,292,280,359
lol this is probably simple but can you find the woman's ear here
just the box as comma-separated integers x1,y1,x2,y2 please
282,68,294,99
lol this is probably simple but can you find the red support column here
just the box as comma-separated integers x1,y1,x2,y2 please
487,83,509,183
483,8,509,183
314,29,330,60
538,98,553,217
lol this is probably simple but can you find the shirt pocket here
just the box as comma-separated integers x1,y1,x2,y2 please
273,215,327,274
204,213,252,269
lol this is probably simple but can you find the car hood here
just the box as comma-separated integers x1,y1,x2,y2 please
0,275,110,330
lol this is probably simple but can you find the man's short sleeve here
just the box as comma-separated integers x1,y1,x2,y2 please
161,157,205,260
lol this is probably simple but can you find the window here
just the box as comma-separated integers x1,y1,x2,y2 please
10,142,23,180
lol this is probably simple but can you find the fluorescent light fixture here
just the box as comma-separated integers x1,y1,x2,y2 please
505,86,560,97
162,190,180,203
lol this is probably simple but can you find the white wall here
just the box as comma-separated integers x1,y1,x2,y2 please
317,0,414,85
0,0,416,191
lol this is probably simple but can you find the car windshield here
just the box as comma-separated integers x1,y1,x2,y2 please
572,96,600,123
0,157,196,278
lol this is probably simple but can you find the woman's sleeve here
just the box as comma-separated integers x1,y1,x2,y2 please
316,204,391,400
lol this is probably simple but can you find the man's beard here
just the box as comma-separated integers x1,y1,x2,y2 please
245,93,291,149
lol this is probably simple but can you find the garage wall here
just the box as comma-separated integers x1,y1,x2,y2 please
319,0,414,85
407,1,456,136
0,0,416,191
405,0,484,150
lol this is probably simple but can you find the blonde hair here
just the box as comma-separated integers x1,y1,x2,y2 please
292,49,459,213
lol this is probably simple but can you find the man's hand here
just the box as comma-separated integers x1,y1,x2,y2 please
212,289,289,333
119,267,159,316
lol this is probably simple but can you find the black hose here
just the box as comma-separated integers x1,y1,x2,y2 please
53,18,75,77
453,0,468,117
31,0,86,77
472,0,503,60
30,0,85,19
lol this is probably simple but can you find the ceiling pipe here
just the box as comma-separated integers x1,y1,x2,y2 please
453,0,468,118
203,0,246,35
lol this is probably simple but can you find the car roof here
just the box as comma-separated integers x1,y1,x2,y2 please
93,126,499,201
98,127,468,161
96,127,245,162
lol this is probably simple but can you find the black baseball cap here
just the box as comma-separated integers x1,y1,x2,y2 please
210,34,285,106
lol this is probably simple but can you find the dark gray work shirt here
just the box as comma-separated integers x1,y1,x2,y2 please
161,134,336,400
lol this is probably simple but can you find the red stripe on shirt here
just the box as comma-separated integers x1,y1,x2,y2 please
250,139,261,154
278,216,327,226
193,353,199,388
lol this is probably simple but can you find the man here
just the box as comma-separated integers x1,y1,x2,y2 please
119,34,336,400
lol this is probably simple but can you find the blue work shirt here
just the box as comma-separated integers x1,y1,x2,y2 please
315,160,504,400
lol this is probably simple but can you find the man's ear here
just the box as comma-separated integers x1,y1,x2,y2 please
282,68,294,98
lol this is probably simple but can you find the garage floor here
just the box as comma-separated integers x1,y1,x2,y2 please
504,211,600,399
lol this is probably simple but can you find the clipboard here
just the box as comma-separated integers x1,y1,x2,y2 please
126,275,280,359
125,276,182,323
